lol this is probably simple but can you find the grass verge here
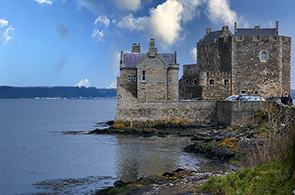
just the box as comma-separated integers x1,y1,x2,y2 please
202,157,294,195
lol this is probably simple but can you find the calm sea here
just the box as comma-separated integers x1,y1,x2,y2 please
0,99,229,195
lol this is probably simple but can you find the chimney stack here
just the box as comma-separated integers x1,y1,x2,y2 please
234,22,237,35
148,38,158,57
276,21,279,35
206,28,211,34
131,43,141,53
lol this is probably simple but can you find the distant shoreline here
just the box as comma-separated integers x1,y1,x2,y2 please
0,85,117,99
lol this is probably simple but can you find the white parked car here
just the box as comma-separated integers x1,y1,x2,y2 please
245,96,265,101
224,95,238,101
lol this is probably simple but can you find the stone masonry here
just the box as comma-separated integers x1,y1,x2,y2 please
115,22,291,127
180,21,291,100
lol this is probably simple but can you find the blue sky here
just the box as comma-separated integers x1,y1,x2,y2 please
1,0,295,89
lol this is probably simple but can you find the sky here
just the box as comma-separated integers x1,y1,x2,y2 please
1,0,295,89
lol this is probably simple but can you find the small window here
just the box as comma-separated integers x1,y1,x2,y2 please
207,57,209,64
209,79,214,86
185,79,189,86
141,70,146,81
241,90,246,94
261,51,267,62
224,79,229,85
127,74,131,81
254,91,258,95
133,75,136,81
194,79,198,86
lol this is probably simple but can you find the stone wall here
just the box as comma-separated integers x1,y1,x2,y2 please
216,101,267,126
167,66,179,100
197,40,220,71
281,36,291,95
231,35,290,98
115,85,216,127
116,84,273,127
118,68,137,97
137,54,168,101
202,71,232,100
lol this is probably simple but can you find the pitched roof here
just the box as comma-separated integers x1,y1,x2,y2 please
235,28,278,36
122,53,175,68
200,30,233,42
201,30,223,42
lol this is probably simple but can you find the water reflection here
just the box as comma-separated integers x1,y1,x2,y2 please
114,135,229,182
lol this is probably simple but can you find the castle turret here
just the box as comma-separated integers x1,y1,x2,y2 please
148,38,158,57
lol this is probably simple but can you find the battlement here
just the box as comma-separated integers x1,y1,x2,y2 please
207,71,231,76
232,35,279,41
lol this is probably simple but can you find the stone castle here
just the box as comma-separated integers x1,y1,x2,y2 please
115,21,291,127
180,21,291,100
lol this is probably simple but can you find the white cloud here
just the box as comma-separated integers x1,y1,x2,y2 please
177,0,205,23
190,47,197,62
116,0,141,12
149,0,184,48
205,0,237,26
76,79,90,87
107,81,117,89
91,28,104,41
2,25,14,44
93,15,110,27
116,0,208,49
34,0,53,5
74,0,100,15
116,13,147,31
0,19,8,27
115,0,243,48
116,0,185,49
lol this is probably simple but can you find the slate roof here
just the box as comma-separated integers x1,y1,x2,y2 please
201,31,223,42
122,53,175,68
235,28,278,36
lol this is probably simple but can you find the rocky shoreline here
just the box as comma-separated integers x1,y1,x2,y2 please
94,168,239,195
90,121,262,194
89,121,259,164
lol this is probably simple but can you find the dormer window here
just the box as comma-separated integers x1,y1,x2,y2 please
141,70,146,81
261,51,267,62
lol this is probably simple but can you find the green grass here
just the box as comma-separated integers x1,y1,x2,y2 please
202,157,294,195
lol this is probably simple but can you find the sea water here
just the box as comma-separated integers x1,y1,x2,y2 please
0,99,229,194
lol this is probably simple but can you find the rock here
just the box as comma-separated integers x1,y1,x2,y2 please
113,180,130,188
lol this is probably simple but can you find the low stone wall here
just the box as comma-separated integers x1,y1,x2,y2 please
116,85,271,127
115,85,216,127
216,101,267,126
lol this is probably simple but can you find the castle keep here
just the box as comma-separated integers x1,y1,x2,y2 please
115,22,291,127
179,21,291,100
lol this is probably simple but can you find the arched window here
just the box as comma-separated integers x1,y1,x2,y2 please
261,51,267,62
